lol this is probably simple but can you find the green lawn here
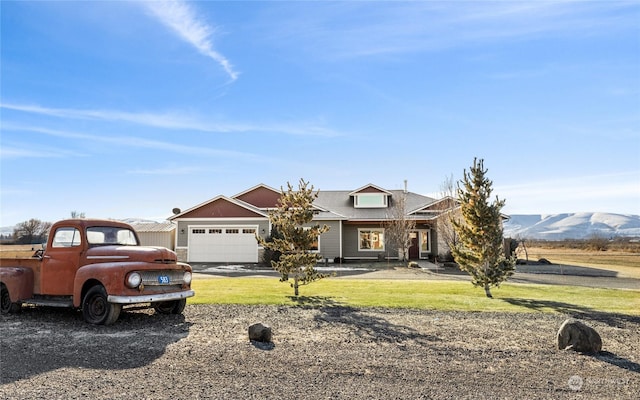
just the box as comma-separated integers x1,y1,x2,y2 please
190,277,640,315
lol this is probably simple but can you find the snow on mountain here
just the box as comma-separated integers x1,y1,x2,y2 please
503,212,640,240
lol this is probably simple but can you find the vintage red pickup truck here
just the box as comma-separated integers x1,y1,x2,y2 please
0,219,194,325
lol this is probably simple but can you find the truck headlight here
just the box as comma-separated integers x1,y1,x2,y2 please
126,272,142,288
183,271,192,285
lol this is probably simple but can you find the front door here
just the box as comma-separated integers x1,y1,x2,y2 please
40,226,82,295
408,232,419,259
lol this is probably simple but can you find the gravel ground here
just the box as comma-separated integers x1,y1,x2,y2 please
1,304,639,399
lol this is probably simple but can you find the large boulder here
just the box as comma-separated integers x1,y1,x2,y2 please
248,322,272,343
556,319,602,353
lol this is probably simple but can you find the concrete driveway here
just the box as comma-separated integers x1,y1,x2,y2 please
191,260,640,290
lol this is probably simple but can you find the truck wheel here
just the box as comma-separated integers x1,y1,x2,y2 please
1,283,21,314
154,299,187,315
82,285,121,325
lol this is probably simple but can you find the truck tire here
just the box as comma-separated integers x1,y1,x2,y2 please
154,299,187,315
1,283,21,314
82,285,121,325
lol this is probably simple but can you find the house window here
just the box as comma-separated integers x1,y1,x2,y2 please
358,229,384,251
354,194,388,208
192,229,206,234
226,229,239,234
242,228,256,234
421,231,431,252
209,229,222,234
303,227,320,252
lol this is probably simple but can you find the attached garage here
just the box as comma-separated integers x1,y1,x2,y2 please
188,226,259,263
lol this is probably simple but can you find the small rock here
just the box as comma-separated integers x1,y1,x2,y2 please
557,319,602,353
248,323,272,343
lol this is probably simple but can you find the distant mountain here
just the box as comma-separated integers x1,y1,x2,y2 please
3,214,639,241
119,218,163,225
503,212,640,240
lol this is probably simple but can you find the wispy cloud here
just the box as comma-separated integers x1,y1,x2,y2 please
2,124,260,160
0,143,84,159
127,165,202,175
0,102,340,137
142,0,238,81
266,1,639,58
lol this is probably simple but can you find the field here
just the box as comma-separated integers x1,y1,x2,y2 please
522,243,640,279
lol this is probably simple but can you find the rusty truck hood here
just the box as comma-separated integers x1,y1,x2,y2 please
85,246,177,264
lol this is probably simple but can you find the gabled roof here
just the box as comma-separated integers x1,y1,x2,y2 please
170,184,445,223
315,189,438,221
232,183,282,209
168,195,267,220
409,196,458,215
348,184,392,196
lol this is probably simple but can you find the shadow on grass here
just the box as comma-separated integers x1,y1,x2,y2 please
289,295,440,345
501,298,640,328
288,295,338,308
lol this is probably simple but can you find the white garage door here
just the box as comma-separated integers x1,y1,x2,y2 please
189,226,258,263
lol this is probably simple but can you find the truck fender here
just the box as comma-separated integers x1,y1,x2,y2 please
0,267,34,302
73,262,148,307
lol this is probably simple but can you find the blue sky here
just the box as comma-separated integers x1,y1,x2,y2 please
1,0,639,226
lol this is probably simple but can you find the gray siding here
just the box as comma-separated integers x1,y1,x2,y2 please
138,231,175,250
342,224,435,260
342,225,386,259
317,220,341,260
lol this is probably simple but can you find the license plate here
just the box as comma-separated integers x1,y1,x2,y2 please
158,275,170,284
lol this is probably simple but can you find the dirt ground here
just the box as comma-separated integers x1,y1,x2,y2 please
2,262,638,399
1,303,639,399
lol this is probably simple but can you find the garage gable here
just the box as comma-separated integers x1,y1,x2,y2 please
171,196,266,219
233,184,281,209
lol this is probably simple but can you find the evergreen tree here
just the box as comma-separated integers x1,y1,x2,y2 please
257,179,330,296
451,158,515,298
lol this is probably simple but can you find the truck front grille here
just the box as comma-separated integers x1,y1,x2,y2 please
140,270,186,286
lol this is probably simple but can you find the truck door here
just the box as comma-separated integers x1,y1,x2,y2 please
40,226,82,295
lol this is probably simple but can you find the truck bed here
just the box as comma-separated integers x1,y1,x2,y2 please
0,245,42,261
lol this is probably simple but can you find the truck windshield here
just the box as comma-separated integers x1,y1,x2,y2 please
86,227,139,246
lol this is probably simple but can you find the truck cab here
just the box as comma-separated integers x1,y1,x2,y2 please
1,219,194,325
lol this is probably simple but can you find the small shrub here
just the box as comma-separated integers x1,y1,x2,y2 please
586,235,609,252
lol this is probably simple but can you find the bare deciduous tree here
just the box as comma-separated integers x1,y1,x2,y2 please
384,191,416,263
13,219,52,244
70,211,86,218
433,174,460,262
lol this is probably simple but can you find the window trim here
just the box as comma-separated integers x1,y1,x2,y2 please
358,228,385,251
303,226,320,252
354,193,388,208
420,230,431,253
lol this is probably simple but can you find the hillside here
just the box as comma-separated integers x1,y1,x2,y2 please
503,212,640,240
